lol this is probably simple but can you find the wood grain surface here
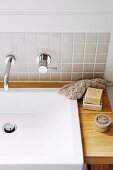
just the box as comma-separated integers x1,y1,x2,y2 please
91,164,109,170
78,90,113,164
0,81,69,88
1,81,112,168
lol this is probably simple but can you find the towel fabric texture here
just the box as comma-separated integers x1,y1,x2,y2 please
58,78,113,100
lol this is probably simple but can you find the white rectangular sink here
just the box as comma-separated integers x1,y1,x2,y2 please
0,88,83,170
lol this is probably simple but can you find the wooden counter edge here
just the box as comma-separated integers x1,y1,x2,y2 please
84,156,113,164
0,81,69,88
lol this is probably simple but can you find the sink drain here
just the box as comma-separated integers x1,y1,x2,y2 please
3,123,17,133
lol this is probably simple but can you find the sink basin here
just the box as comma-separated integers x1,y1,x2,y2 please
0,88,83,170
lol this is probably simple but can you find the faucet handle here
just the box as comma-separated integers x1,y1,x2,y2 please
48,67,57,71
36,53,57,73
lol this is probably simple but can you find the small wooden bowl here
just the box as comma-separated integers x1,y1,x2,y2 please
94,114,111,132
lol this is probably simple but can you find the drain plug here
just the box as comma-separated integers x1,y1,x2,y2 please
3,123,17,133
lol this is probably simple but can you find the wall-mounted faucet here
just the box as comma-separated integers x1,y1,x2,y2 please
36,53,57,73
4,55,15,91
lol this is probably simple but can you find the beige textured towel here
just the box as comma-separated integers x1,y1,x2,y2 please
58,78,113,100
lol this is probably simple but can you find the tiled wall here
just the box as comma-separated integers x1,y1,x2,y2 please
0,32,110,81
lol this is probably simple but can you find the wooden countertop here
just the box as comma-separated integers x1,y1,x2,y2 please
0,81,113,165
78,90,113,164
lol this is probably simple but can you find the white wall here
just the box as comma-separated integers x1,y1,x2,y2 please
0,0,113,14
0,0,112,80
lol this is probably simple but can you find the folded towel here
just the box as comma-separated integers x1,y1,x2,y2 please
58,78,113,100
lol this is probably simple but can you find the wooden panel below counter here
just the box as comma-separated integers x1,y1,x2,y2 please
78,90,113,164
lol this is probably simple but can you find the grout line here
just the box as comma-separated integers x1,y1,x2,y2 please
82,32,87,79
93,32,99,78
25,32,30,81
71,33,75,81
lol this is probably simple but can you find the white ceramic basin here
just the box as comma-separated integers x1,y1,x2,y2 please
0,88,83,170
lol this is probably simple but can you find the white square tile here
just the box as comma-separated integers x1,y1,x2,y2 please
9,72,18,81
27,44,38,61
18,72,28,81
17,62,28,73
62,53,72,63
40,73,50,81
38,44,50,53
38,33,50,44
51,73,61,81
74,44,85,53
15,44,26,57
51,44,61,53
61,73,71,81
74,33,86,43
28,62,38,73
85,44,96,53
98,33,110,43
95,64,105,72
1,32,14,45
50,33,61,45
25,33,38,44
73,64,83,72
72,73,82,81
50,53,61,63
0,44,4,59
0,66,5,73
96,54,107,63
97,44,108,53
3,44,14,57
86,33,98,43
29,73,39,81
73,54,84,63
14,33,26,44
62,44,73,53
62,33,74,44
62,64,72,72
84,54,95,63
84,64,94,72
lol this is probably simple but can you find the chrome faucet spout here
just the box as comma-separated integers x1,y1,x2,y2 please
4,55,15,91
